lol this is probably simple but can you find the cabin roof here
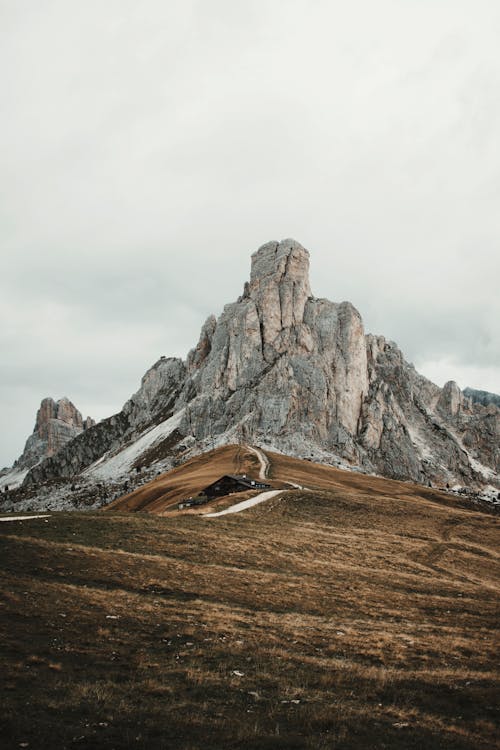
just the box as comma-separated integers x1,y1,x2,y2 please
205,474,270,489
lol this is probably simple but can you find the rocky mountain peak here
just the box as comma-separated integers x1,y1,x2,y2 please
250,239,311,291
463,387,500,409
12,238,499,503
437,381,468,417
35,397,84,436
178,238,368,447
247,239,312,341
13,397,95,471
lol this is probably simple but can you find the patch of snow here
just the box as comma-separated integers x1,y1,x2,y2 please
477,485,500,505
0,514,51,522
203,489,283,517
85,409,185,481
0,467,29,491
285,481,310,490
406,424,433,461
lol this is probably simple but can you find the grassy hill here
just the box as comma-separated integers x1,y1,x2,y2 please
108,444,476,516
1,459,498,748
106,444,266,513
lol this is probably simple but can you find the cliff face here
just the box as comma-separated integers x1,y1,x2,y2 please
174,239,498,487
14,397,95,471
181,240,369,460
24,358,187,484
360,341,498,485
20,239,499,493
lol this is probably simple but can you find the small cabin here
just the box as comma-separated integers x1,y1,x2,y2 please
203,474,271,498
178,474,271,509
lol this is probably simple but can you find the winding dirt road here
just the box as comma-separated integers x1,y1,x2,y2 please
247,445,270,480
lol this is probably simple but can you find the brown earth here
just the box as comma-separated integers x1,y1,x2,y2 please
106,444,276,513
0,451,499,749
107,444,487,516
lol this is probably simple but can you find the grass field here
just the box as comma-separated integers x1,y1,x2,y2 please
1,455,499,749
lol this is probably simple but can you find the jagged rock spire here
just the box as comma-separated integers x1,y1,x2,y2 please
249,240,312,346
15,397,94,470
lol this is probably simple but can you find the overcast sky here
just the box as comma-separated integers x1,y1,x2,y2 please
1,1,499,467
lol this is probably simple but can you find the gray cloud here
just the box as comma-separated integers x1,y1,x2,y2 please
1,0,499,466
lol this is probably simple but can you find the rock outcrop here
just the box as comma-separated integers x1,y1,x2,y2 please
180,241,369,461
463,387,500,409
24,357,187,484
14,397,95,471
17,239,499,497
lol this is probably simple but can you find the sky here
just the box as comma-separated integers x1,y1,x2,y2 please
1,0,499,467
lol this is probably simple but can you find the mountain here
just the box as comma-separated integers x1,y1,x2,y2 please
463,387,500,409
18,397,94,468
2,239,498,510
0,397,94,492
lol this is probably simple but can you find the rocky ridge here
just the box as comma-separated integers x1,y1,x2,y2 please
3,239,498,509
464,387,500,409
0,398,94,491
16,397,94,469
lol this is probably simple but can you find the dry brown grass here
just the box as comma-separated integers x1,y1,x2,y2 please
0,466,499,749
107,444,265,513
108,444,489,518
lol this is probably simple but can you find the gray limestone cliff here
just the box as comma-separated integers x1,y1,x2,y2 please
20,239,499,493
14,397,95,471
180,240,368,459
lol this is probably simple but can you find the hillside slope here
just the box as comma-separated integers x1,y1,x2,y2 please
109,444,484,516
1,479,498,748
106,444,265,513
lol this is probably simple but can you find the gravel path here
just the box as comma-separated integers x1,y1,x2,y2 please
247,445,270,480
0,514,51,522
203,490,282,518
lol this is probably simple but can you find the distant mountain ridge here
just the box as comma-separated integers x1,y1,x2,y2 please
2,239,498,508
8,396,93,472
0,397,94,492
463,387,500,409
22,397,94,467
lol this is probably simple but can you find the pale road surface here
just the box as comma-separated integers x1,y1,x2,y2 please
0,515,51,522
247,445,270,480
247,446,309,490
203,490,283,518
